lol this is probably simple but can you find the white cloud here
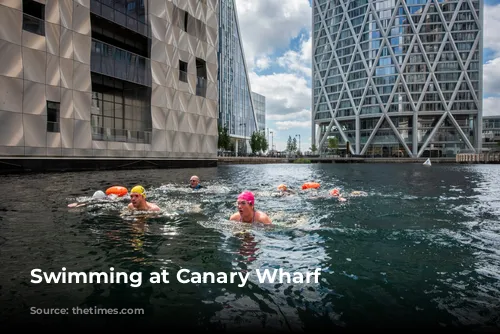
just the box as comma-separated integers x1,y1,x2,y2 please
483,97,500,117
249,72,311,116
484,5,500,56
266,109,310,121
235,0,312,70
483,58,500,96
275,120,311,130
277,33,312,77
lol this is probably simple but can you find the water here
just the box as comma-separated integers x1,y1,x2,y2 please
1,163,500,331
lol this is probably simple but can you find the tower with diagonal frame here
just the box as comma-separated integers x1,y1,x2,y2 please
312,0,483,158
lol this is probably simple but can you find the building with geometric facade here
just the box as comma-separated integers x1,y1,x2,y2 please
0,0,218,172
312,0,483,158
218,0,259,155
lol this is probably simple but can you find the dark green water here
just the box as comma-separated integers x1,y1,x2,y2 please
1,163,499,331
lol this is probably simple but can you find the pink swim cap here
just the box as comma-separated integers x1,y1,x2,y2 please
237,191,255,205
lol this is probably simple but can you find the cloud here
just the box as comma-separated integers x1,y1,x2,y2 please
235,0,312,70
484,5,500,57
275,120,311,130
249,72,311,117
266,109,310,121
483,97,500,117
277,33,312,77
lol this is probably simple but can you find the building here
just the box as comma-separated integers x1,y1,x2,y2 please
312,0,483,158
482,116,500,151
0,0,218,172
218,0,258,155
251,91,266,134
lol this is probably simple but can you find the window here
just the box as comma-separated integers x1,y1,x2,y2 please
196,58,206,97
179,60,188,82
47,101,60,133
23,0,45,36
184,10,188,32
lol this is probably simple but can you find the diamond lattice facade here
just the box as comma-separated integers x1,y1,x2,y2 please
0,0,218,165
312,0,483,158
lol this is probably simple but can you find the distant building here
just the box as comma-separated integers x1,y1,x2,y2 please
218,0,258,155
251,92,266,134
312,0,483,158
482,116,500,151
0,0,218,172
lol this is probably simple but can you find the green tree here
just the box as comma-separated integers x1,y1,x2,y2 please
250,131,259,154
286,136,293,153
218,125,231,150
310,144,317,154
292,137,298,153
259,131,268,152
328,137,338,155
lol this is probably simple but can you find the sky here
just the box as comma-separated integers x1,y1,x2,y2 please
234,0,500,152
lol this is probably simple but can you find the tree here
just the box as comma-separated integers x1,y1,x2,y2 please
286,136,293,153
218,125,231,150
292,137,298,153
250,131,268,154
310,144,317,154
328,137,338,155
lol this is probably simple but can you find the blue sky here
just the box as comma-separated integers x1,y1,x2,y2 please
235,0,500,152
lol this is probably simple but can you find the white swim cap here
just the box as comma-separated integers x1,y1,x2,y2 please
92,190,106,199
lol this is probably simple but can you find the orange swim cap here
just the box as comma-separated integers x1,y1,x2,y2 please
330,188,340,196
277,184,287,191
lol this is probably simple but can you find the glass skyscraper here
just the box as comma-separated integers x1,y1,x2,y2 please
312,0,483,158
218,0,259,154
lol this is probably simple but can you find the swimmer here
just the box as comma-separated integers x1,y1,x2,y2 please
127,185,160,212
67,190,117,208
276,184,296,197
350,190,368,197
330,188,347,202
230,191,272,225
188,175,204,190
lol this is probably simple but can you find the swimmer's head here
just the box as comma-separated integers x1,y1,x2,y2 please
237,191,254,206
92,190,106,199
277,184,287,191
130,185,146,198
330,188,340,197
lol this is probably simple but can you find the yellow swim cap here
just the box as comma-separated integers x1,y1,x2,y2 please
130,185,146,198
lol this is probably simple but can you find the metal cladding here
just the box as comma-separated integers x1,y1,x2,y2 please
0,0,219,159
312,0,483,158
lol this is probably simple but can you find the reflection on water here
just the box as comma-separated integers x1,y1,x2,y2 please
1,164,500,330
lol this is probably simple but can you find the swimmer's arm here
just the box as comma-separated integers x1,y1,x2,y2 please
127,203,135,210
229,212,240,221
149,203,161,211
259,212,272,225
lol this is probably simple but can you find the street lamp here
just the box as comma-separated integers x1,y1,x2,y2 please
295,134,301,153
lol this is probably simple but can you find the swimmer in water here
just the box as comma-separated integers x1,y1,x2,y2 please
230,191,272,224
330,188,347,202
188,175,205,190
276,184,296,197
67,190,121,208
127,185,160,212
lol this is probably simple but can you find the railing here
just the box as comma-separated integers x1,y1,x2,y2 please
91,39,151,87
92,126,152,144
456,152,500,163
23,13,45,36
196,76,207,97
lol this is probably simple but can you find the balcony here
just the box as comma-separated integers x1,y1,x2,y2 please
91,39,151,87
